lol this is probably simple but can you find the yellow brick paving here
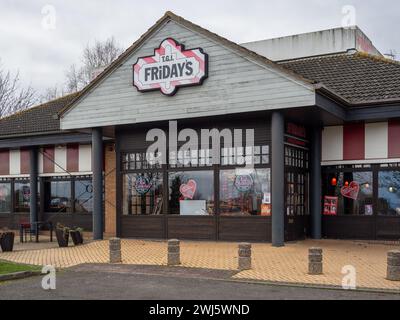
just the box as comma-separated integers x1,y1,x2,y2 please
1,239,399,291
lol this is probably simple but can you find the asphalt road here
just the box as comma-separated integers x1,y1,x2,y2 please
0,264,399,300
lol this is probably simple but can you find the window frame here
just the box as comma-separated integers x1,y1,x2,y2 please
121,144,271,217
0,179,12,214
122,171,164,216
73,176,94,214
377,168,400,216
13,178,31,213
43,175,93,215
321,164,400,217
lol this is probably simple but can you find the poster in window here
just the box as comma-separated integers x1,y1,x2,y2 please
263,193,271,204
365,204,374,216
134,176,152,195
341,181,360,200
323,196,338,216
234,175,254,193
22,186,30,201
179,180,197,200
261,204,271,216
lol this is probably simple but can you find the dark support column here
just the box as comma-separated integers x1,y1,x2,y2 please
29,147,38,228
271,112,285,247
92,127,104,240
310,127,322,239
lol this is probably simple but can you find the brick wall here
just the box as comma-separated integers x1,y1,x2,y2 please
105,143,117,237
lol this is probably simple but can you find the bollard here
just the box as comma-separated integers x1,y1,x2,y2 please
238,243,252,271
168,239,181,266
109,238,122,264
308,247,323,275
387,250,400,281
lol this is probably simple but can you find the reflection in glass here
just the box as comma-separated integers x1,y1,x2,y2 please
322,172,373,215
0,182,11,213
378,171,400,216
220,169,271,216
168,171,214,215
75,180,93,213
14,181,31,213
123,173,163,215
45,180,72,213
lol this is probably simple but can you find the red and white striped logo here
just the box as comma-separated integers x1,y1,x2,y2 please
133,38,208,96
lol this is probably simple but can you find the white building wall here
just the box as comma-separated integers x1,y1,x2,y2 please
9,150,21,175
322,126,343,162
79,145,92,173
365,122,388,159
54,146,67,173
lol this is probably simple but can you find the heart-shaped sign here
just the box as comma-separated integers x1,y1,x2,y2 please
341,181,360,200
180,180,197,200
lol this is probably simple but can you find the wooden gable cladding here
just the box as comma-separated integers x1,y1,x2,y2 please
61,18,315,131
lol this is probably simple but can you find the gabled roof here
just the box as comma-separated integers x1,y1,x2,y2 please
0,92,79,138
280,52,400,106
58,11,316,117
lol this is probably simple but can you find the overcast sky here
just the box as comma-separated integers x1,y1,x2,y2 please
1,0,399,94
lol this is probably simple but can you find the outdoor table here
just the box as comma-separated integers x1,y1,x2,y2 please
19,221,53,243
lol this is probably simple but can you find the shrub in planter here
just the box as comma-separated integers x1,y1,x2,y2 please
0,231,15,252
69,227,84,246
55,224,70,248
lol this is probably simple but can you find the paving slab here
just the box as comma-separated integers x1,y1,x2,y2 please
1,239,400,292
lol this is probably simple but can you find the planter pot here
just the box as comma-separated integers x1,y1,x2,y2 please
0,232,15,252
70,231,83,246
55,229,69,248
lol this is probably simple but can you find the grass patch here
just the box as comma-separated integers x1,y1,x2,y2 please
0,261,41,275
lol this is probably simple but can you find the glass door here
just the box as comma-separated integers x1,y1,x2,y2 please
284,145,310,241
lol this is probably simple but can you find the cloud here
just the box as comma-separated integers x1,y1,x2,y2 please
0,0,399,94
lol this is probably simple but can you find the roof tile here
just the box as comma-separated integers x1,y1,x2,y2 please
0,92,79,138
280,53,400,105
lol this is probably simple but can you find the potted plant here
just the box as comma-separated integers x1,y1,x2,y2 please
69,227,84,246
55,223,70,248
0,230,15,252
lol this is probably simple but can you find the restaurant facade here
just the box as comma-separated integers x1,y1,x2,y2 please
1,12,400,246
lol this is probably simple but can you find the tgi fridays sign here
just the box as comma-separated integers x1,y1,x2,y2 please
133,38,208,96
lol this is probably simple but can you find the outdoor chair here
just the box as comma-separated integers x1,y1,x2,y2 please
19,220,34,243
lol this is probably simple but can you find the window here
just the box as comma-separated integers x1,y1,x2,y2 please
75,179,93,213
378,171,400,216
221,145,270,167
14,181,31,213
168,171,214,215
122,152,162,171
323,171,373,215
286,172,309,216
0,182,11,213
220,169,271,216
169,149,213,168
123,173,163,215
285,146,309,169
44,180,73,213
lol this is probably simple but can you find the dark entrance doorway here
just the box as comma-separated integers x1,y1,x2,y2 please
284,145,310,241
